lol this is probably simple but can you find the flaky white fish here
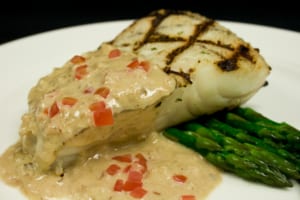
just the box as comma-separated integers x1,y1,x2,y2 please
20,9,270,171
111,9,270,130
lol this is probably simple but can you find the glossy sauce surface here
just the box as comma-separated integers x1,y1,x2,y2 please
0,132,221,200
20,43,176,170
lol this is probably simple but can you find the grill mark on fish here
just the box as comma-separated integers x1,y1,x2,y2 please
165,19,214,66
159,20,214,85
133,9,172,51
217,44,255,71
197,43,227,59
217,57,238,71
197,39,235,51
134,9,202,48
131,9,215,85
163,67,192,84
147,33,186,42
238,45,255,62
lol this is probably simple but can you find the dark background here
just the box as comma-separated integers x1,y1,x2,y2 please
1,0,299,45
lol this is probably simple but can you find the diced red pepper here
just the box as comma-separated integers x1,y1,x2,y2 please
109,49,121,58
89,101,106,111
139,61,150,72
70,55,86,64
135,153,147,167
134,153,148,174
106,164,121,176
49,102,59,118
135,153,147,163
112,154,132,163
108,152,149,198
127,59,140,69
123,180,143,192
83,87,94,94
75,65,88,80
89,101,113,126
181,195,196,200
122,170,144,192
173,174,187,183
123,164,132,173
61,97,78,107
130,187,148,199
127,59,150,72
93,108,113,126
113,179,124,192
127,170,143,183
94,87,110,98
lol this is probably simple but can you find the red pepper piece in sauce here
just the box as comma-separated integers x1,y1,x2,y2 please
139,61,150,72
83,87,94,94
93,107,113,126
109,49,121,58
106,164,121,176
49,101,59,118
135,153,147,167
127,59,140,69
181,195,196,200
70,55,86,64
122,180,143,192
127,170,143,183
130,187,148,198
127,59,150,72
123,164,132,173
75,65,88,80
62,97,78,107
134,153,148,174
113,179,124,192
173,174,187,183
94,87,110,98
89,101,114,126
89,101,105,111
112,154,132,163
122,170,144,192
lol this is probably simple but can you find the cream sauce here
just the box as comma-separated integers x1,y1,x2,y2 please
0,132,221,200
19,43,177,170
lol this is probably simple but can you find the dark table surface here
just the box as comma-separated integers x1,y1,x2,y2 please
1,0,299,45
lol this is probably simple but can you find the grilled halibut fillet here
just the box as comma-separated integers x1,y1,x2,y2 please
20,9,270,171
111,9,271,130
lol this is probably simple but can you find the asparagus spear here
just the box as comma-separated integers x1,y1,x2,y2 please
232,107,300,149
163,127,293,187
202,118,300,167
224,112,285,141
206,152,292,187
186,123,300,179
163,106,300,187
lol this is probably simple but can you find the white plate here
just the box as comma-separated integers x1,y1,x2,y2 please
0,20,299,199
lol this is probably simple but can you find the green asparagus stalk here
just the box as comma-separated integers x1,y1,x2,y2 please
163,127,293,187
163,127,222,152
163,106,300,188
244,143,300,179
185,123,300,179
224,112,285,141
206,152,292,187
232,107,300,148
202,118,300,167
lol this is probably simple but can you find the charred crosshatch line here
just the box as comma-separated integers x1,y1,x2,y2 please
133,9,171,51
217,44,256,71
147,34,185,42
166,19,214,65
163,66,192,84
197,40,235,51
